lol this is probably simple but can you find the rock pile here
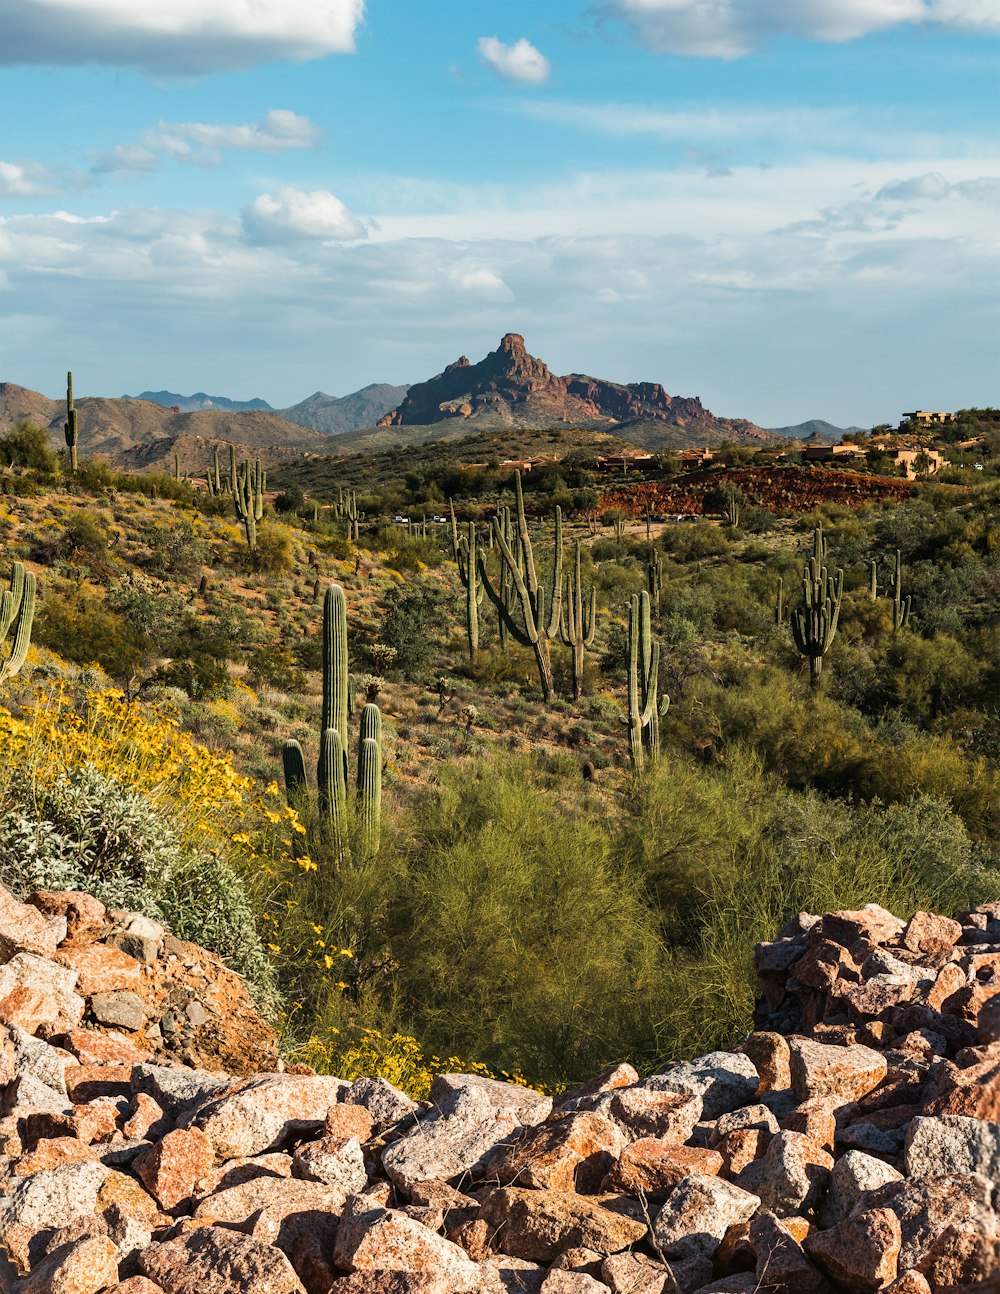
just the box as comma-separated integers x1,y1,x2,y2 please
1,886,998,1294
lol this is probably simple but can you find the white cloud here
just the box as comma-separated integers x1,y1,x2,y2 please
876,170,1000,202
1,0,365,74
146,110,322,163
241,187,367,242
447,266,514,298
91,144,160,176
0,160,66,198
477,36,550,83
604,0,999,57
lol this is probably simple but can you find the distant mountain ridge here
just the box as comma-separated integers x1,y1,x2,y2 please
125,390,274,413
279,384,409,436
376,333,770,449
766,419,866,442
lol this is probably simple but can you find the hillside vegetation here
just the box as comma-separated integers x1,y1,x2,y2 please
0,411,997,1090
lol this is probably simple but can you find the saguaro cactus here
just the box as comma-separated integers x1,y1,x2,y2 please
559,541,596,700
232,458,266,552
456,521,483,664
0,561,36,684
206,450,222,496
869,560,878,601
64,372,78,473
623,589,662,773
357,703,383,854
890,549,910,632
775,576,785,625
322,583,350,776
646,549,663,610
478,472,563,701
725,496,741,527
790,525,843,687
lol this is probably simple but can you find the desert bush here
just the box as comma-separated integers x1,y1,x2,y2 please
0,421,58,474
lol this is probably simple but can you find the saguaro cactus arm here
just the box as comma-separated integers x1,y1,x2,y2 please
0,562,35,684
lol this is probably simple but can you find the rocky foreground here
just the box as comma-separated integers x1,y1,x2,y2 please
0,886,998,1294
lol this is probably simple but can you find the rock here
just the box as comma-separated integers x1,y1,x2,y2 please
479,1188,647,1263
600,1253,676,1294
881,1274,931,1294
0,1160,110,1267
105,913,165,965
193,1074,350,1159
605,1086,702,1142
818,1149,903,1227
139,1226,306,1294
7,1023,69,1094
903,911,962,955
750,1213,828,1293
0,953,85,1034
90,991,147,1032
193,1175,350,1225
292,1131,368,1193
601,1139,723,1198
56,943,145,996
131,1063,229,1115
106,1281,166,1294
62,1029,149,1067
735,1033,790,1093
652,1174,760,1261
539,1272,610,1293
481,1112,626,1193
788,1040,887,1104
382,1081,549,1193
333,1200,481,1287
123,1093,171,1141
645,1052,760,1119
823,906,904,950
26,891,107,942
903,1113,1000,1179
345,1075,418,1128
862,1173,996,1271
555,1065,639,1113
0,885,61,962
17,1235,119,1294
133,1127,215,1210
805,1206,901,1293
737,1129,833,1217
321,1102,374,1143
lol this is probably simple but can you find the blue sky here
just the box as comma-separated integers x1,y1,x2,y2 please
1,0,997,426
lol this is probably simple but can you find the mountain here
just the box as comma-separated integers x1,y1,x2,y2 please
375,333,769,448
0,382,329,468
765,419,865,442
279,383,409,436
124,390,274,413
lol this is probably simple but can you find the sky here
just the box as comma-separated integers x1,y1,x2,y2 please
0,0,998,427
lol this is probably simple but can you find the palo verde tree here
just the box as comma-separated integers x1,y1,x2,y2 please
790,524,843,688
478,471,563,701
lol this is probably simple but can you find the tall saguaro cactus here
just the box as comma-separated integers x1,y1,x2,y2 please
890,549,910,633
232,458,265,552
64,372,79,473
283,583,383,863
456,522,483,664
559,541,596,700
646,549,663,610
790,525,843,687
478,472,563,701
623,589,662,773
0,562,36,684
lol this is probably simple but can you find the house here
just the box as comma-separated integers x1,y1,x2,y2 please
800,443,867,464
902,411,955,426
675,448,714,469
888,447,947,479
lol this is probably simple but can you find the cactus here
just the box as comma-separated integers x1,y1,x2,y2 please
232,458,266,552
890,549,910,632
775,576,785,625
64,371,78,473
869,560,878,601
173,453,180,483
282,739,308,800
646,549,663,610
448,499,460,561
559,540,596,700
622,589,663,773
725,496,741,527
357,703,382,854
614,515,626,540
206,450,222,496
790,525,843,687
318,727,349,861
0,561,36,684
478,472,563,701
322,584,349,776
456,521,484,663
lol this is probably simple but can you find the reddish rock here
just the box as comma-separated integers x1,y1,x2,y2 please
27,891,107,942
0,885,61,961
322,1102,374,1143
479,1188,647,1263
56,943,146,997
881,1274,931,1294
606,1086,701,1141
482,1111,626,1193
652,1175,761,1261
751,1213,828,1292
601,1139,723,1197
805,1207,901,1293
921,1045,1000,1121
123,1093,171,1141
65,1064,132,1103
60,1028,150,1066
0,954,85,1034
715,1127,769,1175
788,1039,887,1104
555,1063,639,1111
13,1136,99,1176
194,1073,349,1159
823,906,903,950
737,1032,790,1093
139,1226,305,1294
194,1175,351,1226
107,1281,167,1294
333,1201,480,1286
780,1097,837,1151
903,911,962,955
134,1127,215,1210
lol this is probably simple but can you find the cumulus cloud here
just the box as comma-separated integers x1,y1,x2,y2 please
91,144,160,176
241,187,367,242
0,160,67,198
876,171,1000,202
604,0,999,58
447,265,514,298
1,0,365,74
147,110,322,163
477,36,550,83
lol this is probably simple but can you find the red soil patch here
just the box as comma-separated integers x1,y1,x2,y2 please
600,466,916,517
